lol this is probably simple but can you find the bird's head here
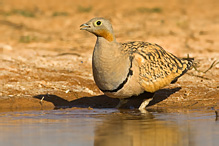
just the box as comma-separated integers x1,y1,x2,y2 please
80,17,115,42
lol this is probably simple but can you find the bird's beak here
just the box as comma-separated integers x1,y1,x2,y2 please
80,23,90,30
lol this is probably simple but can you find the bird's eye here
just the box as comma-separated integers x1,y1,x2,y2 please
95,20,102,26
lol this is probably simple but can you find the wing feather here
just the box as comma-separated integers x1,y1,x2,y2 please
122,41,193,93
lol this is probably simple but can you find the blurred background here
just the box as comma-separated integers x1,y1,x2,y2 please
0,0,218,110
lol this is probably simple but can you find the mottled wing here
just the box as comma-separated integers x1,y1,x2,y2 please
122,41,193,93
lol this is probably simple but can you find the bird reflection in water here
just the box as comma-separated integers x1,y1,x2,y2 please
94,110,186,146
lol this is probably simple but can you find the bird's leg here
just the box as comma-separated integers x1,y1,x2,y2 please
138,98,153,113
115,98,128,108
138,93,155,111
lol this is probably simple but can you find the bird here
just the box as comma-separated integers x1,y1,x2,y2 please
80,17,193,110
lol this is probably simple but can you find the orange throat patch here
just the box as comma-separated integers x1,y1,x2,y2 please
95,29,114,42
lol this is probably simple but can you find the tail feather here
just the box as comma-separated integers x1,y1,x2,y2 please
171,57,194,84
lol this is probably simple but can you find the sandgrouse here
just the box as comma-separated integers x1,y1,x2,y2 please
80,17,193,110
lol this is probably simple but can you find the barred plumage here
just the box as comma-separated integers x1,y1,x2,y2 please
80,17,193,110
122,41,193,92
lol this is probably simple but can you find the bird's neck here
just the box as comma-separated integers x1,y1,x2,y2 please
94,36,119,58
93,37,124,71
94,29,115,42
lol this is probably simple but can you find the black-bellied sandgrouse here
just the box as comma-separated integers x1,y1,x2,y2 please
80,17,193,110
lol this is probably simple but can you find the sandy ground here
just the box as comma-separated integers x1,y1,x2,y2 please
0,0,218,111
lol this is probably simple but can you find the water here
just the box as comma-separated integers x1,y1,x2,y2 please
0,108,218,146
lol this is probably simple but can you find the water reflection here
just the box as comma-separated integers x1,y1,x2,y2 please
94,110,186,146
0,109,218,146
